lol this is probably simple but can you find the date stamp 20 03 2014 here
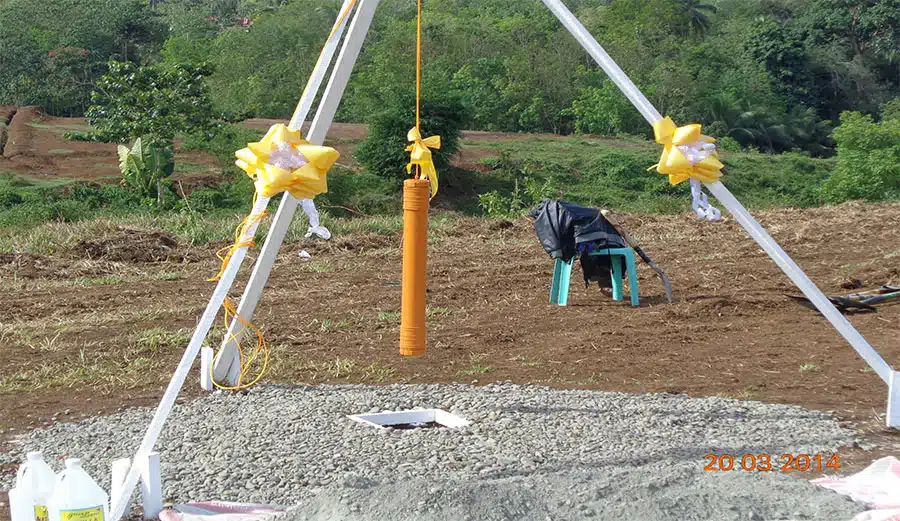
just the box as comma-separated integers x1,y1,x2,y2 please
705,453,840,473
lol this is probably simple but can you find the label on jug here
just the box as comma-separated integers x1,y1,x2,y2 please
34,505,49,521
59,506,104,521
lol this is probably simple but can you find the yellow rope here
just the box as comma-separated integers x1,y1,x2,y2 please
209,297,269,391
208,193,269,283
414,0,422,178
206,192,269,390
206,1,358,391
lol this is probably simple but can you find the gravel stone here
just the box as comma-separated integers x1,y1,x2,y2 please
0,383,867,521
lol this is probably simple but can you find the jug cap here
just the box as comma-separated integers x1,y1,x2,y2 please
26,451,43,461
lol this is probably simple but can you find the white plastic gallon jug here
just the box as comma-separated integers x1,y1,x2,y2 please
10,451,56,521
47,459,109,521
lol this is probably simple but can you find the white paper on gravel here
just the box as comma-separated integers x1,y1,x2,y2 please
811,456,900,521
159,501,285,521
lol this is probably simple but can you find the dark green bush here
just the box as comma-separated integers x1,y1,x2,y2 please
355,90,466,183
822,112,900,203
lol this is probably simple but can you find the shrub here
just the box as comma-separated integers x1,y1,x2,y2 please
565,81,646,136
882,99,900,121
355,90,466,182
822,112,900,203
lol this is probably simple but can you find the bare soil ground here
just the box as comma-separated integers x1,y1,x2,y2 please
0,108,606,185
0,107,222,186
1,203,898,489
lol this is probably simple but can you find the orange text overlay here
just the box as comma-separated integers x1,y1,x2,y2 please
704,453,839,472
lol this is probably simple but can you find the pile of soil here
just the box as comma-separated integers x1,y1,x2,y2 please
71,227,180,263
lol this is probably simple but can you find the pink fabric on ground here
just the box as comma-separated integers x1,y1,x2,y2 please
158,501,285,521
812,456,900,521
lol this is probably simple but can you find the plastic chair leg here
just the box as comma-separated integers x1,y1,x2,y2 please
550,258,563,304
624,251,640,307
557,259,573,306
610,256,624,301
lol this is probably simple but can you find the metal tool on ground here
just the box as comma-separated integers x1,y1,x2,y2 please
601,209,673,304
787,284,900,314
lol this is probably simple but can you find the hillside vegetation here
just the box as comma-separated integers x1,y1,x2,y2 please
0,0,898,237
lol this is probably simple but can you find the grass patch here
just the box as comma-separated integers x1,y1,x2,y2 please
377,311,400,322
73,275,125,286
799,362,819,373
318,318,350,331
362,362,395,383
132,327,191,351
0,343,172,394
456,352,495,377
426,306,451,318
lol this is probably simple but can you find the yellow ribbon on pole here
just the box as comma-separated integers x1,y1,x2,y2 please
650,117,724,185
235,123,339,199
406,127,440,198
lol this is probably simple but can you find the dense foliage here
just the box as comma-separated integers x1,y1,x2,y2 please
83,61,218,144
823,109,900,203
356,91,465,181
2,0,898,157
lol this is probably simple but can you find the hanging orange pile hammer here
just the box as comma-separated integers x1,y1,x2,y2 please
399,0,437,358
400,178,430,357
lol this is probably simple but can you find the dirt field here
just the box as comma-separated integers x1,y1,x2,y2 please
1,107,899,516
0,107,606,185
1,202,898,464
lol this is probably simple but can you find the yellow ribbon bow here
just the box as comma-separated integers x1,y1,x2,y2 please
235,123,339,199
406,127,441,198
650,117,724,185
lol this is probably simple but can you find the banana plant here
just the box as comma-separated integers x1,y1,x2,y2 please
117,136,175,206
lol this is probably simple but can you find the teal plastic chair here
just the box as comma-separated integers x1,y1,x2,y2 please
549,247,639,306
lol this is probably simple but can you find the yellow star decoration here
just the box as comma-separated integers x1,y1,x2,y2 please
406,127,441,198
650,117,724,185
235,123,339,199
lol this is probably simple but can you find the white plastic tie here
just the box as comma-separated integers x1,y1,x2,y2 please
299,198,331,240
690,179,721,221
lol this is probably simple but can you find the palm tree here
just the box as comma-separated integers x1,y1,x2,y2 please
677,0,718,36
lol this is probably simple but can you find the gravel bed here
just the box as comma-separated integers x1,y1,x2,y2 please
1,383,867,521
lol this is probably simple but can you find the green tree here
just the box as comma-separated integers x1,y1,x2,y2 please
85,61,217,204
677,0,718,36
0,0,166,115
118,137,175,205
86,61,217,143
822,111,900,202
355,90,466,183
742,18,812,107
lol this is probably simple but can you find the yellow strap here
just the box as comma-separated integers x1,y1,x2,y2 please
209,297,269,391
208,193,269,282
296,0,360,109
415,0,422,137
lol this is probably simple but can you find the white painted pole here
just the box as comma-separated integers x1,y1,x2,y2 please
288,0,356,131
888,372,900,427
539,0,661,126
109,195,270,521
140,452,163,520
541,0,896,415
199,347,213,391
213,0,383,385
110,458,130,512
705,182,893,384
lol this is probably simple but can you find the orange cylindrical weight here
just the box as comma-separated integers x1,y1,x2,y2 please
400,178,431,357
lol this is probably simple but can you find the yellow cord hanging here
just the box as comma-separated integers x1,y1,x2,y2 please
204,0,354,390
209,297,269,391
209,193,269,283
405,0,441,198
